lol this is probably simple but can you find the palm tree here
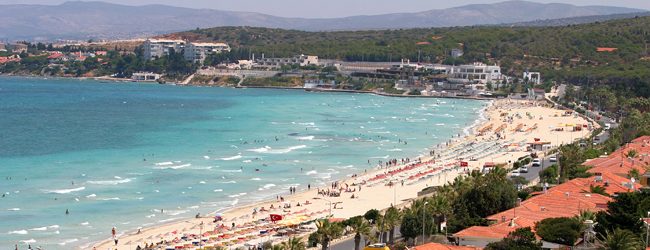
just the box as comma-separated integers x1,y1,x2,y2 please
429,194,451,234
281,236,306,250
600,228,643,250
628,169,640,181
581,184,608,196
384,207,402,243
315,219,343,250
349,218,373,250
625,149,639,158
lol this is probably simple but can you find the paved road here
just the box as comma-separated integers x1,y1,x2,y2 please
331,228,402,250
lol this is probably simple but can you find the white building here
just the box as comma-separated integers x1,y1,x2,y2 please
451,49,464,59
449,62,503,84
183,43,231,63
144,39,186,61
132,72,161,81
256,54,319,68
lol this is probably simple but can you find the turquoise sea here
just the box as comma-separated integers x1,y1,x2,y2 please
0,76,488,249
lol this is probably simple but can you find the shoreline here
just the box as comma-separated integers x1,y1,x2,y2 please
95,96,596,250
88,99,496,250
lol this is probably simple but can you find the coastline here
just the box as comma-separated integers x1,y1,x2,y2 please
94,96,589,250
88,96,493,250
96,96,596,250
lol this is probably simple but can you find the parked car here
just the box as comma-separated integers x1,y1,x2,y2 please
594,136,600,141
520,166,529,173
510,170,521,177
532,159,541,167
549,156,557,162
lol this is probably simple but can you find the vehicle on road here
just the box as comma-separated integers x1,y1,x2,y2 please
510,170,521,177
520,166,529,173
532,159,541,167
549,156,557,162
605,123,611,130
595,136,600,141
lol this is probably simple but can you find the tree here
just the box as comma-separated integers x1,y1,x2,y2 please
347,217,373,250
315,219,343,250
383,207,402,243
599,228,643,250
281,236,306,250
581,184,608,196
595,191,650,237
534,217,582,246
628,169,640,181
399,213,421,243
364,209,380,223
485,227,542,250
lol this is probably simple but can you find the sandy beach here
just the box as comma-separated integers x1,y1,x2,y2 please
91,97,593,250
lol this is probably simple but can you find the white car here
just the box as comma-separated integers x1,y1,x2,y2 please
549,156,557,162
510,170,521,177
520,166,529,173
532,159,541,167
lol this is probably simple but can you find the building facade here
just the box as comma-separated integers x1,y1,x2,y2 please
143,39,186,61
256,55,319,68
450,62,503,84
451,49,464,59
183,43,231,63
9,43,28,52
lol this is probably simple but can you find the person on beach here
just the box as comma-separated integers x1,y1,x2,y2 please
112,227,116,236
308,183,310,190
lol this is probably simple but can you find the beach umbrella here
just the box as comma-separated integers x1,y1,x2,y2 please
214,243,223,247
236,239,246,244
206,239,216,244
124,240,135,250
135,238,145,242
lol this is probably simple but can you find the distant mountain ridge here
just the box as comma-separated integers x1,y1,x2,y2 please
0,0,646,40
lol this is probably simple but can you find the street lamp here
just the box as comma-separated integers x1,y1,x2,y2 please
185,221,203,248
646,212,649,248
423,201,428,245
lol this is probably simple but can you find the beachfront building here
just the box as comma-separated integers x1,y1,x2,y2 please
256,54,319,68
183,43,231,64
144,39,186,61
0,43,6,52
449,62,503,84
132,72,161,81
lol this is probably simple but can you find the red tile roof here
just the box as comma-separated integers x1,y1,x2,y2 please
486,190,611,223
551,172,640,195
412,242,483,250
454,217,539,239
417,42,430,45
596,47,617,52
432,37,444,40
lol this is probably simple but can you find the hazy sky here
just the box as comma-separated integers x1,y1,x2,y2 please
0,0,648,18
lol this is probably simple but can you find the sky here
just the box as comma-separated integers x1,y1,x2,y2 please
0,0,648,18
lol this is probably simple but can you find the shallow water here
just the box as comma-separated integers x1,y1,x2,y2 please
0,76,488,249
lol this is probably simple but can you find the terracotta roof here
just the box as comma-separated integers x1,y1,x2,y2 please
412,242,483,250
597,47,617,52
76,56,88,60
417,42,430,45
551,172,640,195
486,190,611,223
432,37,444,40
455,217,539,239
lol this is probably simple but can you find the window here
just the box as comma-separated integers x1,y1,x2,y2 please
481,74,486,79
475,69,483,73
467,69,474,73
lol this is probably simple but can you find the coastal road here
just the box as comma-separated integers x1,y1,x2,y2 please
331,228,402,250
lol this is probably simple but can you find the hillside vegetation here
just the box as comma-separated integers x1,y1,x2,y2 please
167,16,649,86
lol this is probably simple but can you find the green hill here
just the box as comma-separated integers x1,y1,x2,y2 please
164,16,649,87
